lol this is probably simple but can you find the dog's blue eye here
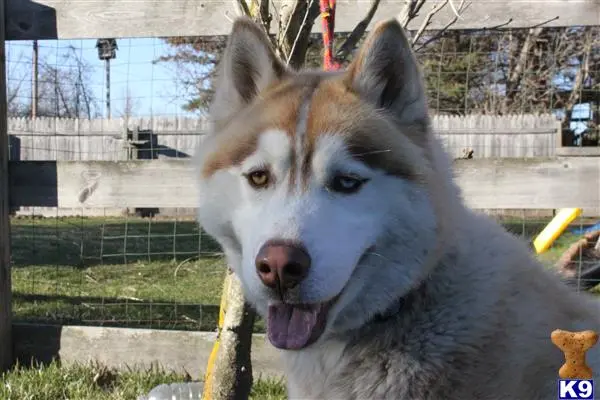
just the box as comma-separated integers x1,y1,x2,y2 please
329,175,368,194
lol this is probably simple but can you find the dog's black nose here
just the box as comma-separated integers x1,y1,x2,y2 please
255,240,311,290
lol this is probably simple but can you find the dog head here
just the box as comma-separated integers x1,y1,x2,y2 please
195,18,459,350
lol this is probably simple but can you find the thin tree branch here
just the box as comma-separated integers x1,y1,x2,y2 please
397,0,428,29
411,0,470,52
70,47,93,119
259,0,272,33
567,27,592,111
235,0,252,17
413,0,470,52
447,0,462,19
335,0,381,62
529,16,559,29
286,0,317,65
277,0,301,59
411,0,449,46
248,0,273,39
480,18,513,32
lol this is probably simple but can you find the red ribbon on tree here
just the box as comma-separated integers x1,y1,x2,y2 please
319,0,341,71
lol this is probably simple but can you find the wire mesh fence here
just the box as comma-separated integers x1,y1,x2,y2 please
9,210,600,332
10,212,226,331
5,22,600,332
6,27,600,126
413,27,599,122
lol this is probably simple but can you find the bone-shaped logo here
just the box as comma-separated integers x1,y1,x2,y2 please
551,329,598,379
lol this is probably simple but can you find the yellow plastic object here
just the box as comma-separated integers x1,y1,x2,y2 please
533,208,582,254
202,274,231,400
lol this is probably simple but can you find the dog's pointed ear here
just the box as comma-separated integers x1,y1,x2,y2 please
345,20,429,130
210,17,287,128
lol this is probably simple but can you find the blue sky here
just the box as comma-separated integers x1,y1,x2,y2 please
6,37,195,118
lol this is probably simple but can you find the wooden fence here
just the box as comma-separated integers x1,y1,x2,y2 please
8,116,209,162
9,114,560,162
8,113,565,217
7,113,564,217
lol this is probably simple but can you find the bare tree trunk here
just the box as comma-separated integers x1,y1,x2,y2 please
73,49,93,119
279,0,320,68
566,28,592,111
55,73,72,117
504,27,543,108
237,0,320,68
396,0,428,28
209,270,257,400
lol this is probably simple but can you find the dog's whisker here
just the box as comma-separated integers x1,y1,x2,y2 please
364,251,392,262
353,149,393,157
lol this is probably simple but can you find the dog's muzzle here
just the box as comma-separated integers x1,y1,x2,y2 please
254,239,334,350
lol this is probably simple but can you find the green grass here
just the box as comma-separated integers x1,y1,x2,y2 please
9,215,595,332
0,360,287,400
10,216,226,331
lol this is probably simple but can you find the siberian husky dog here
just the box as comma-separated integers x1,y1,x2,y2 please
195,16,600,399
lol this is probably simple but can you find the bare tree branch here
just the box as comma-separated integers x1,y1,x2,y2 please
286,0,317,65
413,0,471,53
239,0,273,34
338,0,471,62
396,0,428,29
480,18,513,32
412,0,469,46
277,0,320,68
503,26,543,108
235,0,252,18
69,46,93,119
27,50,100,118
411,0,449,44
117,88,140,121
335,0,381,62
254,0,272,34
566,27,592,111
447,0,462,19
7,75,26,108
529,16,560,29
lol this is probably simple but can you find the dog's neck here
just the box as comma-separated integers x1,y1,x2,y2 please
370,279,426,324
365,246,459,328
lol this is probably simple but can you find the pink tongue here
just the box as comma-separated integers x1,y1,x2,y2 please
267,303,320,350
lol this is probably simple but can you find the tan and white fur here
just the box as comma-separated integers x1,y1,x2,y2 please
195,17,600,399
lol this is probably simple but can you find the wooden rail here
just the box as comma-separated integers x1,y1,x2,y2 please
6,0,600,41
8,157,600,210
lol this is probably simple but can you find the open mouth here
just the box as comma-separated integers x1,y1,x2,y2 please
267,296,338,350
266,248,375,350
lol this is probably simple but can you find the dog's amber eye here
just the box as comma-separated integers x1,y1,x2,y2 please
330,175,368,194
246,170,270,189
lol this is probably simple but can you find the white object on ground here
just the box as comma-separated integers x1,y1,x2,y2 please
137,382,204,400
